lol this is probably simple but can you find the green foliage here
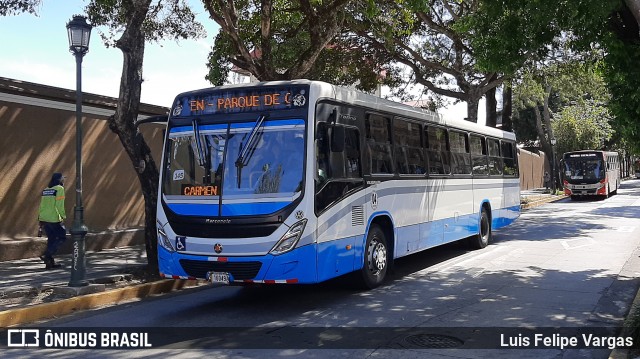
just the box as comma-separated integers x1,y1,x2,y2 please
206,31,233,86
463,0,640,153
602,30,640,154
0,0,40,16
205,0,395,92
86,0,205,47
348,0,506,121
552,100,614,154
461,0,619,74
512,108,539,144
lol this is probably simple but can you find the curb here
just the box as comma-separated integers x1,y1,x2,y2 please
0,279,205,327
609,285,640,359
520,195,567,210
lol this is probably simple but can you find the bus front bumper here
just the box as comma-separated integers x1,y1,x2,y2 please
158,244,318,284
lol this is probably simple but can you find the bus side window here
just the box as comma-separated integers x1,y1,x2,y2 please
394,118,425,175
487,138,503,175
501,141,518,177
426,126,449,175
470,135,488,176
450,130,470,175
365,114,393,175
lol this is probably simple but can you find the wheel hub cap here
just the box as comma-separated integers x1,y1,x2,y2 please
371,242,386,272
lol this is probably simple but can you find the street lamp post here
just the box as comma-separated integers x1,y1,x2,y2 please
66,15,92,287
550,137,557,194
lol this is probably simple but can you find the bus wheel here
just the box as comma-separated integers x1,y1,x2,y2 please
359,224,388,289
469,208,491,250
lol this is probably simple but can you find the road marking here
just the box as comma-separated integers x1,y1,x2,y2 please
435,246,505,273
560,237,596,250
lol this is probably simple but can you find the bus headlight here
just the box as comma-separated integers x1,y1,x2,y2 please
157,224,175,252
271,219,307,255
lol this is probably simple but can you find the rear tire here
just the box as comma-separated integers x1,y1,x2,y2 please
469,208,491,249
358,224,389,289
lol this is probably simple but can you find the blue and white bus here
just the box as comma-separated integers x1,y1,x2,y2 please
156,80,520,288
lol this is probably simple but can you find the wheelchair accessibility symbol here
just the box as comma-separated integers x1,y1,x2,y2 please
176,236,186,251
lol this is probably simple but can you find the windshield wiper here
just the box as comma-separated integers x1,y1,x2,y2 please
235,114,268,188
192,118,206,167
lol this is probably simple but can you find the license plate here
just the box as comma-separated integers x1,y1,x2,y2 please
206,271,230,285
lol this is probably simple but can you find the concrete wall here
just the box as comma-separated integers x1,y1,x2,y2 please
0,78,167,260
518,148,549,190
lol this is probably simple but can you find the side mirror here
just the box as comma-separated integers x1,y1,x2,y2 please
330,126,345,153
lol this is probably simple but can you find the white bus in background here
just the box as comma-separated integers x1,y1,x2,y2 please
156,80,521,289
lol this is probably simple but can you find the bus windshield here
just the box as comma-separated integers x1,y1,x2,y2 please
163,119,305,199
564,156,604,181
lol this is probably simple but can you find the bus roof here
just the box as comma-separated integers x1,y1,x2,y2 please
173,80,516,141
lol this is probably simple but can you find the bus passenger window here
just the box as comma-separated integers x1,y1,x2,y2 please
394,119,425,175
487,138,503,175
450,131,470,175
470,135,488,176
426,126,450,175
366,114,393,174
501,141,518,177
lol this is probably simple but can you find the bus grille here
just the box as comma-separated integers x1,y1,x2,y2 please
179,259,262,280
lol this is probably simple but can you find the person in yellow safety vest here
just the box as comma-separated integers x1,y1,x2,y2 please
38,173,67,270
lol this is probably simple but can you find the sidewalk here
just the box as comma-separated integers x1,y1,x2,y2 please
0,245,149,312
0,244,207,327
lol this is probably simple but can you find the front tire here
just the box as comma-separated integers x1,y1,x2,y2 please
469,208,491,249
359,224,389,289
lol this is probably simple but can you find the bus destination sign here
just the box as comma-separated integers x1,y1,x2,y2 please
172,86,309,116
568,153,597,158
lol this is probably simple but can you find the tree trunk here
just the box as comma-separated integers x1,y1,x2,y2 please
466,98,479,123
485,86,497,127
501,82,513,132
109,0,160,275
542,85,554,144
534,104,552,163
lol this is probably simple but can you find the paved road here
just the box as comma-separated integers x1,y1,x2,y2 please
7,180,640,358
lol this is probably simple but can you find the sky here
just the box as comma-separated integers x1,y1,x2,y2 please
0,0,476,121
0,0,217,108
